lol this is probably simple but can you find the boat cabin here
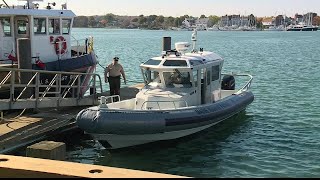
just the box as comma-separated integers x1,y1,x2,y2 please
136,46,224,110
0,0,75,65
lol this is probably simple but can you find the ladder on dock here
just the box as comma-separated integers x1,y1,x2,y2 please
0,68,103,111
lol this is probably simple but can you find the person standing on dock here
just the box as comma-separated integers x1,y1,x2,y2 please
105,57,127,101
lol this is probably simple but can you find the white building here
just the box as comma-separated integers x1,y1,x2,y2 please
195,18,209,30
182,18,192,28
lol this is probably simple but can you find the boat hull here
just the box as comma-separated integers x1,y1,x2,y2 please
36,52,97,96
33,52,97,72
76,91,254,149
94,123,217,149
302,27,318,31
287,27,318,31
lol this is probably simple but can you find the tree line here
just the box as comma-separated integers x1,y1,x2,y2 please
73,13,320,29
73,13,221,29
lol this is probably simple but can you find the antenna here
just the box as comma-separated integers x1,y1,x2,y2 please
61,3,67,10
46,1,56,10
61,0,67,10
18,0,43,9
191,29,197,52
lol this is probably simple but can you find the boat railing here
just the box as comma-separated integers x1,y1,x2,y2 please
142,89,181,99
221,73,253,94
140,100,188,110
0,68,103,111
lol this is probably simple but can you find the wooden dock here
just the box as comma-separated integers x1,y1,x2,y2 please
0,84,143,154
0,155,187,178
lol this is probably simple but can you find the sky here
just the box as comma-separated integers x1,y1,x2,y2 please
13,0,320,17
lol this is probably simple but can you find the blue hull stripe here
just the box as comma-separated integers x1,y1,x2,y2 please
165,92,254,126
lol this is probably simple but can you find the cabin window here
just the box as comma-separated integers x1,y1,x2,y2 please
164,70,192,88
0,18,11,36
49,19,60,35
144,59,161,66
62,19,71,34
212,65,220,81
163,60,187,67
34,18,46,35
193,70,198,87
17,20,28,35
142,68,160,85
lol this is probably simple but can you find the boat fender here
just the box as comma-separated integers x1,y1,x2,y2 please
35,58,46,69
8,53,17,62
54,36,67,55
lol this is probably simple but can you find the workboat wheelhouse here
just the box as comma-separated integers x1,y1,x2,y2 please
136,45,224,110
0,0,97,96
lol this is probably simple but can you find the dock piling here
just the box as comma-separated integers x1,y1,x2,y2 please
26,141,66,161
17,38,33,99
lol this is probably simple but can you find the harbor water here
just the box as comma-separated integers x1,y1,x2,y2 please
66,29,320,178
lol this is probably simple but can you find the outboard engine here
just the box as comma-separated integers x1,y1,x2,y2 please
221,75,235,90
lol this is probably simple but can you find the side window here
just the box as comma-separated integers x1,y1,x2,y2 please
49,19,60,35
34,18,46,35
1,18,11,36
62,19,71,34
17,20,28,35
212,65,220,81
193,70,198,87
207,70,211,85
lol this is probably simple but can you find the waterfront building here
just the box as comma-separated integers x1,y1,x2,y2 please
182,18,192,28
293,13,304,25
220,14,255,27
195,18,209,30
303,12,317,25
275,15,284,26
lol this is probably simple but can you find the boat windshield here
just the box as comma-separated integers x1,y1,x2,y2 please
142,68,161,86
163,69,192,88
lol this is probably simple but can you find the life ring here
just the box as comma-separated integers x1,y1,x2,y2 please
54,36,67,55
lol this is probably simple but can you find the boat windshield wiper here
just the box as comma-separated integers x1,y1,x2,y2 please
174,69,182,77
2,0,10,8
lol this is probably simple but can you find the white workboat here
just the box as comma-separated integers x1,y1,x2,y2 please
0,0,97,95
76,30,254,149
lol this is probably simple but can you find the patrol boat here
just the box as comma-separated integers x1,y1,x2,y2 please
76,30,254,149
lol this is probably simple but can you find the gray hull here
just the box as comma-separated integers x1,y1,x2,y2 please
76,91,254,149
